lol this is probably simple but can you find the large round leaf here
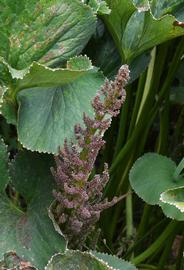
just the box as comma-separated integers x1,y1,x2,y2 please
0,151,66,269
129,153,177,204
16,59,104,154
0,0,96,69
129,153,184,220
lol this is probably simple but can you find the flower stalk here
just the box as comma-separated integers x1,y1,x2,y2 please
51,65,130,248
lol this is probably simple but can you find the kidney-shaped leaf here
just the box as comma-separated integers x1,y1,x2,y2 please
16,61,104,153
0,151,66,270
0,0,96,69
129,153,184,220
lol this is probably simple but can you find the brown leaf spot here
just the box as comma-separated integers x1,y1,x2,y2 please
173,20,184,28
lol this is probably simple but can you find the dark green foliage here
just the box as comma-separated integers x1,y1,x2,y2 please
0,0,184,269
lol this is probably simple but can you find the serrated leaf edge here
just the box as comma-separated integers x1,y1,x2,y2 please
160,186,184,213
16,65,105,155
132,0,184,25
48,201,68,244
44,250,115,270
90,251,137,270
0,55,95,85
90,0,111,15
0,86,8,114
132,0,150,12
66,54,93,70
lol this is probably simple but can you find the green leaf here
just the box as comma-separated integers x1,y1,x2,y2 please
0,151,66,270
0,59,22,124
160,200,184,221
161,187,184,213
104,0,184,62
0,85,7,110
45,250,113,270
0,92,17,125
132,0,150,11
91,251,137,270
0,0,96,69
88,0,111,15
0,138,9,192
66,55,93,70
0,60,16,123
150,0,184,19
16,60,95,90
129,153,177,204
129,52,151,83
16,61,104,153
129,153,184,220
85,25,150,81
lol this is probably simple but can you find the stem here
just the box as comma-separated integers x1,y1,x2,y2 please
157,233,175,270
176,230,184,270
124,218,167,258
102,16,125,61
136,47,156,123
126,188,133,237
106,153,134,240
157,93,170,154
131,220,178,265
113,85,133,159
174,157,184,180
110,38,184,174
138,264,157,270
109,118,144,174
137,204,152,241
172,106,184,149
150,38,184,117
128,72,147,137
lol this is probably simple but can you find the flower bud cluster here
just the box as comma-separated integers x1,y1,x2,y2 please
51,65,130,247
